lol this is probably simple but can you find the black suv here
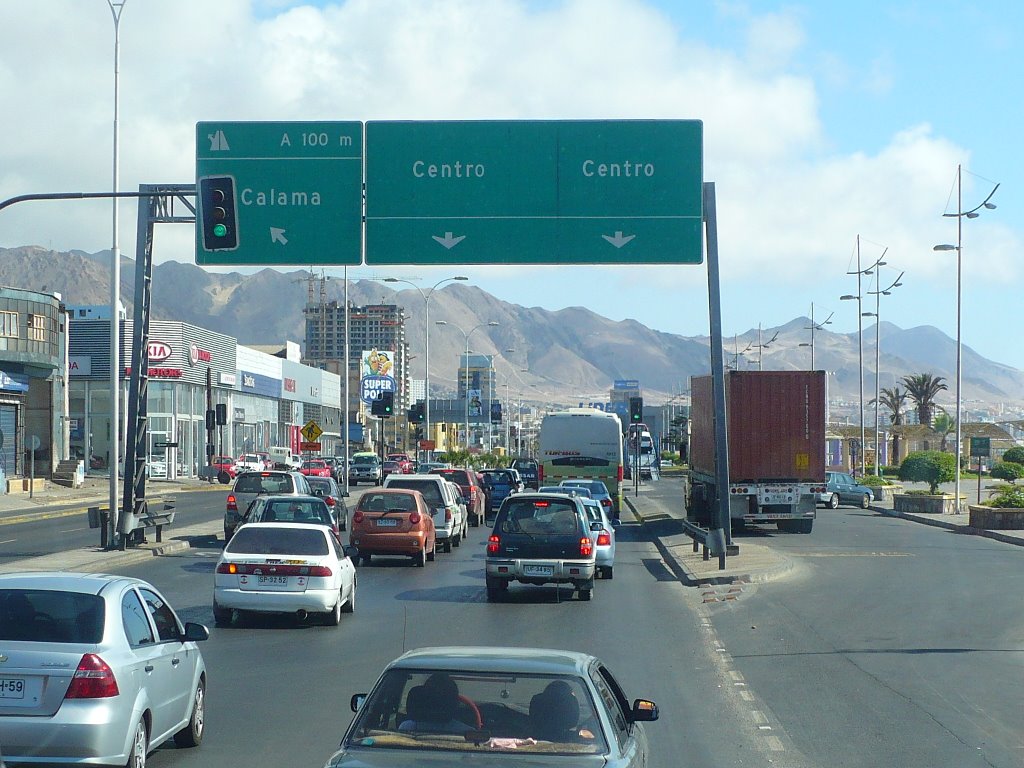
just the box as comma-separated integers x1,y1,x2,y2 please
485,493,597,602
509,458,540,489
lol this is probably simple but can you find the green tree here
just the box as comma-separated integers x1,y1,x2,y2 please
898,450,957,494
876,386,909,463
931,411,956,452
1001,446,1024,464
990,462,1024,483
901,373,948,427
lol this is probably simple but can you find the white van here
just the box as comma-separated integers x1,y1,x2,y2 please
269,446,301,470
383,473,467,552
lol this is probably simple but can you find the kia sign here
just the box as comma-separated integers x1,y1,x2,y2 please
148,341,172,362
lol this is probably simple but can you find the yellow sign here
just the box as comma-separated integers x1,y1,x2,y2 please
795,452,809,471
301,420,322,443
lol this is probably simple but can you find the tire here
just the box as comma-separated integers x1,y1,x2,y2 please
453,529,461,547
443,538,452,553
360,554,372,566
426,539,436,562
173,679,205,747
223,526,233,543
126,717,147,768
602,566,614,580
829,493,840,509
578,587,593,602
324,593,342,626
212,604,232,627
798,519,814,534
341,578,356,613
860,493,871,509
485,577,507,602
414,545,426,567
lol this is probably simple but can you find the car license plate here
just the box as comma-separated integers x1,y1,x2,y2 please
257,575,290,586
376,518,398,527
523,564,554,576
0,677,26,699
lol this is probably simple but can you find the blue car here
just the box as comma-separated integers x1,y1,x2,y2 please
819,471,875,509
480,469,520,520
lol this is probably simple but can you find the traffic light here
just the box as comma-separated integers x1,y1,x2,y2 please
408,401,425,423
629,396,644,423
215,403,228,425
205,409,216,431
372,391,394,417
198,175,239,251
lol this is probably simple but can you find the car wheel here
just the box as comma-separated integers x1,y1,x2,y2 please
578,587,593,601
324,593,342,626
798,519,814,534
860,493,871,509
602,566,614,580
443,538,452,553
212,604,232,627
426,540,436,561
126,717,147,768
414,545,426,567
341,577,356,613
485,577,507,602
453,530,461,547
828,493,840,509
223,526,233,543
173,679,205,747
360,554,372,566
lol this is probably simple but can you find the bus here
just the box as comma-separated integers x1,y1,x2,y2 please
538,408,624,515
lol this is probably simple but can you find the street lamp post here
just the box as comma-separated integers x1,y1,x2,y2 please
750,323,778,370
841,236,887,477
865,270,904,475
384,276,467,459
934,164,999,513
435,320,500,454
799,303,833,370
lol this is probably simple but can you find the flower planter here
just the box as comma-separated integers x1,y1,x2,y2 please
892,494,959,515
871,485,901,502
968,504,1024,530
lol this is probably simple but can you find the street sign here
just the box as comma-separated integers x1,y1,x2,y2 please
365,120,703,265
301,420,323,444
196,121,363,266
970,437,990,457
300,441,322,452
154,441,179,449
418,439,436,450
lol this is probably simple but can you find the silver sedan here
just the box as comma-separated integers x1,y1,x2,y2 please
0,572,209,767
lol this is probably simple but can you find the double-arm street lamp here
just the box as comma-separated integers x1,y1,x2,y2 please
750,323,778,371
841,236,887,476
435,320,500,452
798,303,833,370
864,269,904,475
934,164,999,513
384,276,467,454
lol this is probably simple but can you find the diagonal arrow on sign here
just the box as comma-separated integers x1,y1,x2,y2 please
270,227,289,245
601,231,636,248
431,231,466,249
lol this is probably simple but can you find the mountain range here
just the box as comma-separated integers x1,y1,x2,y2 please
2,245,1023,410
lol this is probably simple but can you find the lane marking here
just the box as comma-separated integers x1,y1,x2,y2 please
767,735,785,751
740,690,754,701
0,538,15,545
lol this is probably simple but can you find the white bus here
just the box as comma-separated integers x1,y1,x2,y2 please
538,408,624,515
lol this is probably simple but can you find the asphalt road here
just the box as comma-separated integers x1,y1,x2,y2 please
103,505,790,768
644,478,1024,768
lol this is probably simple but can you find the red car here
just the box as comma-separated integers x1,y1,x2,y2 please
386,454,414,473
300,459,332,478
430,468,485,527
211,455,238,480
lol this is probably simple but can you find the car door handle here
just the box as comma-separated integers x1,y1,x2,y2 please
171,658,181,666
144,665,154,673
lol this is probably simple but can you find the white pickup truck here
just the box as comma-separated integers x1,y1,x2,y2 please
269,446,302,470
234,453,265,474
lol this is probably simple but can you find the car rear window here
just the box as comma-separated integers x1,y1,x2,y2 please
387,479,443,506
500,499,581,535
254,499,332,525
305,477,334,493
0,589,104,643
360,492,418,513
435,469,471,485
225,527,329,555
235,473,294,494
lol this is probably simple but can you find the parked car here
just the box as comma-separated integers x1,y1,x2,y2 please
305,475,349,530
479,469,521,520
559,479,616,521
429,467,486,527
210,455,237,482
486,492,597,601
224,470,311,541
383,473,467,553
327,646,658,765
213,522,357,627
510,457,540,489
349,456,382,486
234,453,265,474
819,471,875,509
0,572,209,766
146,457,167,478
300,459,333,478
580,497,616,579
350,489,437,566
239,494,340,539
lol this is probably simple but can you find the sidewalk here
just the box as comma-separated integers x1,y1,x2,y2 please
0,475,227,516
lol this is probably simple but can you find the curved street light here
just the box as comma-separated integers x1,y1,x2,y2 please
865,270,903,475
801,303,833,370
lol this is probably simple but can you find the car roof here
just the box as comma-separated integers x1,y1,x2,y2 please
254,494,325,503
0,572,141,595
229,521,332,533
388,646,595,676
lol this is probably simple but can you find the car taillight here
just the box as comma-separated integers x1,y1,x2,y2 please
617,465,623,482
597,531,611,546
308,565,333,577
353,510,364,524
579,537,593,557
65,654,119,699
226,494,237,511
445,509,452,522
538,466,544,482
409,511,421,524
487,534,500,554
600,498,612,509
217,562,238,574
324,496,336,506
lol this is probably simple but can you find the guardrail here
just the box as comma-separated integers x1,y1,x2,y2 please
87,498,176,548
680,519,730,570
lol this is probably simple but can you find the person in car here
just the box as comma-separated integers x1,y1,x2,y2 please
398,673,473,734
529,680,595,742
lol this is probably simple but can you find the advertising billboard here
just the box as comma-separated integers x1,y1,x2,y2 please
360,349,397,405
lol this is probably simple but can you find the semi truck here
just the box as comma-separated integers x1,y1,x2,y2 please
688,370,826,534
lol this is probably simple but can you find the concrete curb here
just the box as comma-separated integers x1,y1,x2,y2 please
1,539,194,575
872,504,1024,548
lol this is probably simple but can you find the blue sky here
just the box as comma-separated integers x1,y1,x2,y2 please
1,1,1020,369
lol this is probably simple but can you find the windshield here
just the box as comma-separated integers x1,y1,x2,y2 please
348,669,608,755
387,480,443,506
225,526,329,555
0,589,104,643
499,498,581,535
234,473,294,494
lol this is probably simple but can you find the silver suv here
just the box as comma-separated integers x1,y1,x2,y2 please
224,470,311,541
383,474,467,552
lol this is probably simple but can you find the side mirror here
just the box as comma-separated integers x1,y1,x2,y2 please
590,521,603,532
182,622,210,642
312,489,325,497
350,693,366,712
343,544,359,560
630,698,659,722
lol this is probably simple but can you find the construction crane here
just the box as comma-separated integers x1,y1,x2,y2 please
292,267,333,366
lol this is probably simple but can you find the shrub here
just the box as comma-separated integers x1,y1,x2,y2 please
898,451,957,494
1001,446,1024,465
989,462,1024,483
983,486,1024,508
859,475,892,487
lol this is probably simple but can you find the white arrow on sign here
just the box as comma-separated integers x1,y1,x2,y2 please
270,227,289,245
431,232,466,249
601,231,636,248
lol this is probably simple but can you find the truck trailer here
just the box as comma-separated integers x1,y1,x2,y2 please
688,370,826,534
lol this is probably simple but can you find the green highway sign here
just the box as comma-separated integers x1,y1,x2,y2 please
364,120,703,265
195,121,363,266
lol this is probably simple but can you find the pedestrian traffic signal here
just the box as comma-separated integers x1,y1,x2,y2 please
372,391,394,417
629,396,644,423
198,175,239,251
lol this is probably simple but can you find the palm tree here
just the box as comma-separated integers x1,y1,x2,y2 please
877,386,909,464
901,373,948,427
932,410,956,452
